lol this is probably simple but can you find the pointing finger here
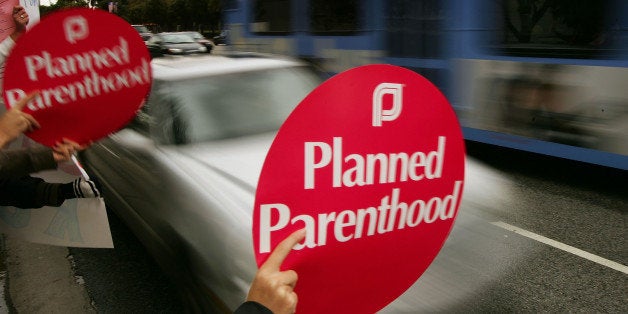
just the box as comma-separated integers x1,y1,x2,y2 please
261,229,306,272
12,91,40,111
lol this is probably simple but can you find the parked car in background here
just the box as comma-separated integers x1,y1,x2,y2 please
132,24,153,42
146,32,207,58
179,31,214,53
80,54,326,312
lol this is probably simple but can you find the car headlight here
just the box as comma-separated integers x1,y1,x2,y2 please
199,46,207,52
167,48,183,53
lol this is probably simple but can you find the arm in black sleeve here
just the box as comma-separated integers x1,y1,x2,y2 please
0,146,57,178
234,301,273,314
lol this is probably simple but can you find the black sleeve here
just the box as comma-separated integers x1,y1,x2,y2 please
234,301,273,314
0,146,56,178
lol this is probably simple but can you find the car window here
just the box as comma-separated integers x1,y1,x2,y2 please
146,81,184,144
187,32,203,40
150,66,321,144
161,34,195,44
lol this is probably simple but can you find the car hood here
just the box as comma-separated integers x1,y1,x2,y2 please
171,132,277,192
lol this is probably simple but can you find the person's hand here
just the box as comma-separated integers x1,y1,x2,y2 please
246,229,306,314
0,92,40,148
11,5,29,36
52,139,86,163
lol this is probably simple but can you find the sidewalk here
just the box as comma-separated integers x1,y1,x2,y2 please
0,235,95,313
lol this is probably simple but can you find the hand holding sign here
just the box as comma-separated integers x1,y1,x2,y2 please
247,229,306,314
0,91,40,147
51,138,85,163
11,5,28,37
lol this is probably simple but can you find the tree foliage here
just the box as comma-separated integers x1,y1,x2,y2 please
40,0,223,35
504,0,608,45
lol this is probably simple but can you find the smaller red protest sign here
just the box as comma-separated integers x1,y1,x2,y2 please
2,8,151,147
253,65,466,313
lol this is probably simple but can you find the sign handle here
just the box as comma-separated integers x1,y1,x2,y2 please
71,154,90,181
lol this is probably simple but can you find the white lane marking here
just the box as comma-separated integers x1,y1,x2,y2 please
491,221,628,275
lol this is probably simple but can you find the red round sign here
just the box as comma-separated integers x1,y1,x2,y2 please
2,8,151,147
253,65,465,313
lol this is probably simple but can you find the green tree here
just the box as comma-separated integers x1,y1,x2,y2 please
504,0,608,45
40,0,90,16
51,0,91,8
550,0,607,45
42,0,223,35
169,0,190,30
146,0,169,28
503,0,553,43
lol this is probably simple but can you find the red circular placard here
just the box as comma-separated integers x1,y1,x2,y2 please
253,65,466,313
2,8,151,147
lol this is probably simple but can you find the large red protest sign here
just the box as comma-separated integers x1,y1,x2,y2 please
253,65,466,313
2,8,151,147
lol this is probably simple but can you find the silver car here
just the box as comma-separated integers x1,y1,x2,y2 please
146,33,208,58
81,54,324,312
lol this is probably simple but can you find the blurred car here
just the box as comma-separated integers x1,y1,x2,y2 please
146,32,207,58
179,31,214,53
80,54,325,312
132,24,153,42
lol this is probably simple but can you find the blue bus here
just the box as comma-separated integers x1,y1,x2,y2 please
222,0,628,170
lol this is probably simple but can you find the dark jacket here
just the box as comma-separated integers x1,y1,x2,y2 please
0,146,56,178
234,301,272,314
0,146,64,208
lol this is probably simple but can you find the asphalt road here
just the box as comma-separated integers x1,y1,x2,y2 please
383,142,627,312
67,211,184,313
2,141,627,313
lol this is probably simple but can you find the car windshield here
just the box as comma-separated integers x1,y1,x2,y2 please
161,34,195,43
154,66,321,144
185,32,203,40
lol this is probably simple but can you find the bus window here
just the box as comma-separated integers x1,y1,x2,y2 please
252,0,291,33
386,0,444,58
310,0,360,34
497,0,622,58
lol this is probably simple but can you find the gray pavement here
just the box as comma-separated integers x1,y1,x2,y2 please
1,236,95,313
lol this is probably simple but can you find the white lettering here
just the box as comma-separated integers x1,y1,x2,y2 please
64,16,89,44
22,38,131,82
304,142,332,189
258,180,463,253
259,204,290,253
304,136,447,189
372,83,403,127
24,53,46,81
6,59,151,111
334,210,356,242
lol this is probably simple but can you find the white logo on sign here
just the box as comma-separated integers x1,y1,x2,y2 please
372,83,403,127
64,16,89,44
